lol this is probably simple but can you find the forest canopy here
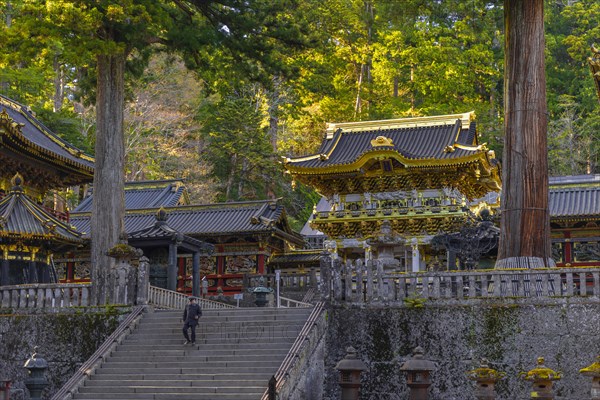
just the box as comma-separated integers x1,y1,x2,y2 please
1,0,598,231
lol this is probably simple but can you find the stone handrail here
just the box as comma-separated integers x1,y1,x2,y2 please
148,285,234,309
261,302,327,400
327,266,600,304
51,305,145,400
0,283,91,309
279,296,313,308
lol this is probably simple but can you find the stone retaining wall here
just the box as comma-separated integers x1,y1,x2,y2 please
323,298,600,400
0,307,126,399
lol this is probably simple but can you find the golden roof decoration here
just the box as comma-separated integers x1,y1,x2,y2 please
325,111,475,139
371,136,394,147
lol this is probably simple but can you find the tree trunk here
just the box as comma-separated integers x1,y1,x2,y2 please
496,0,554,269
90,53,126,304
53,56,64,112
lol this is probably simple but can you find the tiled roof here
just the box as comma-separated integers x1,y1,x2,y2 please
548,174,600,219
0,178,83,244
549,174,600,187
269,252,322,265
286,113,486,169
74,180,187,212
70,200,304,245
127,210,213,253
0,95,94,176
549,187,600,218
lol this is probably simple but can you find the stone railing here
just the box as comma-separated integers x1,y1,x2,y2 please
148,285,234,310
0,283,92,309
323,261,600,304
278,296,313,308
245,271,317,291
261,302,327,400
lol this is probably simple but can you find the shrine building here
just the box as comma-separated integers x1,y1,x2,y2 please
284,112,502,271
0,95,94,285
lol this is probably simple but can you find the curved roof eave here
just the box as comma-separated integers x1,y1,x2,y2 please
285,149,492,175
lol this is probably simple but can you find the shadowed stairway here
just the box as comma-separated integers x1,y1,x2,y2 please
71,307,313,400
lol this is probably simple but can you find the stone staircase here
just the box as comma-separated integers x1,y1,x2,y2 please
71,307,313,400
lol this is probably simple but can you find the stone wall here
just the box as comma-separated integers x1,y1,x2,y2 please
323,298,600,400
0,307,126,399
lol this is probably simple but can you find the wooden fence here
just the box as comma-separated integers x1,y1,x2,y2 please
327,267,600,303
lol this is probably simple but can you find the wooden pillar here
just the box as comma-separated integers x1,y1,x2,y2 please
1,258,8,286
66,261,75,282
192,252,200,297
167,243,178,291
28,261,38,284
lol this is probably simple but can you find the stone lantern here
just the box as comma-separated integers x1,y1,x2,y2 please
399,346,437,400
522,357,561,400
23,347,49,400
467,359,505,400
580,355,600,400
252,277,273,307
335,346,367,400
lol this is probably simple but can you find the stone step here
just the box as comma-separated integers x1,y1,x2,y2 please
112,344,291,354
73,393,263,400
88,373,272,381
78,385,266,394
83,380,267,388
123,337,298,345
98,360,282,369
94,366,276,375
106,353,287,363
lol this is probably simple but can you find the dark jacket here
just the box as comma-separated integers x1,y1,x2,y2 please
183,302,202,325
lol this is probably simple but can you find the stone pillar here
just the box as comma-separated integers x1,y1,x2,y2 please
168,243,178,292
136,256,149,305
522,357,561,400
112,259,130,305
411,239,420,273
467,359,505,400
192,252,200,297
580,355,600,400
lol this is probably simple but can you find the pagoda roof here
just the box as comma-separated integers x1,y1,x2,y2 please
0,95,94,187
74,179,188,212
127,208,213,253
283,112,501,198
70,199,304,246
0,175,83,246
285,112,491,171
549,174,600,220
590,46,600,104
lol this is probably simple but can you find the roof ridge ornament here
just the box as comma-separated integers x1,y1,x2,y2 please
371,136,394,147
11,172,24,192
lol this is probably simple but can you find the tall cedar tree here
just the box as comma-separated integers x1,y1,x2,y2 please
15,0,310,304
496,0,553,268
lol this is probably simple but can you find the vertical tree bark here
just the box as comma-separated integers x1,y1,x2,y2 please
52,56,64,112
90,53,126,304
496,0,554,268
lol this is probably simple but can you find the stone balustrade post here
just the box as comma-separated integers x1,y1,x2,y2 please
137,255,150,305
